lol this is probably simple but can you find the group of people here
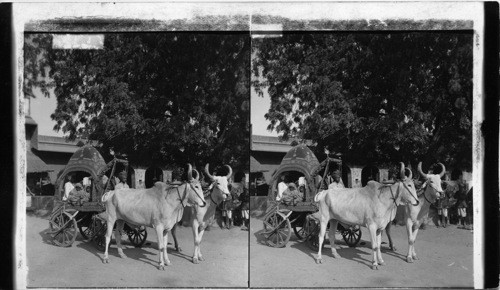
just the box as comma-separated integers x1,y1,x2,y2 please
276,169,344,205
63,175,91,205
63,171,130,205
220,171,250,231
436,178,472,230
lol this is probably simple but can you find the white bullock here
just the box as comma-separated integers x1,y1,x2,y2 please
314,163,419,270
101,164,206,270
403,162,445,263
188,163,231,264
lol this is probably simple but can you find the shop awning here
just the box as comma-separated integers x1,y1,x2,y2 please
27,150,53,173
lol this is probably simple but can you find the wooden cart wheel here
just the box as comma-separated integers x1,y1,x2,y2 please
341,225,362,247
293,215,315,242
50,211,78,247
263,211,291,248
126,224,148,248
93,217,108,251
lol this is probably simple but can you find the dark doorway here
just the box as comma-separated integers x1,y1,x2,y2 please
342,164,352,188
145,166,163,188
361,165,380,187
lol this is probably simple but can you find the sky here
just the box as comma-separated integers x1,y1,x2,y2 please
251,85,276,137
28,87,65,137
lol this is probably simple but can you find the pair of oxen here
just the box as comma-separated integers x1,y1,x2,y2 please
100,163,233,270
314,162,445,270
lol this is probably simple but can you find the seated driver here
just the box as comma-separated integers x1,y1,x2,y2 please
281,182,302,205
67,183,90,205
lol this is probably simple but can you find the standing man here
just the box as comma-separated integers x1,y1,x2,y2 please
114,171,129,190
328,170,344,190
456,177,469,229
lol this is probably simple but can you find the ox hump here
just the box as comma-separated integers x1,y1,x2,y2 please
366,180,383,192
154,181,167,192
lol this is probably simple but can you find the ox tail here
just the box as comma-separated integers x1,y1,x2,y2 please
314,190,328,203
101,190,115,203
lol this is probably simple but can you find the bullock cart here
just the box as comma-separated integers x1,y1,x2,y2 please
48,145,147,249
261,145,361,248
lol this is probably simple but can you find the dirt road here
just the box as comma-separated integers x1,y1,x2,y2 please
25,213,474,288
250,217,473,288
26,213,248,288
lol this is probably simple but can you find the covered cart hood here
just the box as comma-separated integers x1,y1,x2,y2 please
272,144,320,181
56,145,106,185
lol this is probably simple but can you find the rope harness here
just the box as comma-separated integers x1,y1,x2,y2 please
174,181,206,208
385,179,419,207
420,182,434,204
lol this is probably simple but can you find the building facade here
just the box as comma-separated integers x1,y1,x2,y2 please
25,112,173,199
250,134,471,193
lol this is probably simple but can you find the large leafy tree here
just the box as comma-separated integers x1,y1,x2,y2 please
252,33,472,170
24,33,250,171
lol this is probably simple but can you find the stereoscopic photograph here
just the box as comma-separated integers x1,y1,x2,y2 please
14,2,493,289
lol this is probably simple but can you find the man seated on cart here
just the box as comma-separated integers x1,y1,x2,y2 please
280,182,303,206
67,183,90,206
276,174,288,201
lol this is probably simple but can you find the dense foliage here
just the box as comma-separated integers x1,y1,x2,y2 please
252,33,472,170
24,33,250,170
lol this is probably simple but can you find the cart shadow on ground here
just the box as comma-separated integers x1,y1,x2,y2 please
252,228,269,246
38,228,56,246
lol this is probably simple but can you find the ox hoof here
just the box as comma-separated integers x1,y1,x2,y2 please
166,261,171,266
175,247,182,252
379,261,386,266
389,246,397,251
315,258,323,264
332,253,341,259
412,255,419,260
199,256,205,262
193,258,199,264
119,254,127,259
406,256,414,263
158,265,165,271
372,265,379,270
102,258,109,264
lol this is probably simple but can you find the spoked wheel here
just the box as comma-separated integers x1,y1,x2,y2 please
340,224,362,247
92,217,108,251
125,224,148,248
263,211,291,248
49,211,78,247
293,214,315,242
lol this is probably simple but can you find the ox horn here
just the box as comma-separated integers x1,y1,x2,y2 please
187,164,193,181
405,167,413,180
225,165,233,180
417,162,427,179
399,162,405,180
437,163,446,178
192,169,200,181
204,163,215,181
